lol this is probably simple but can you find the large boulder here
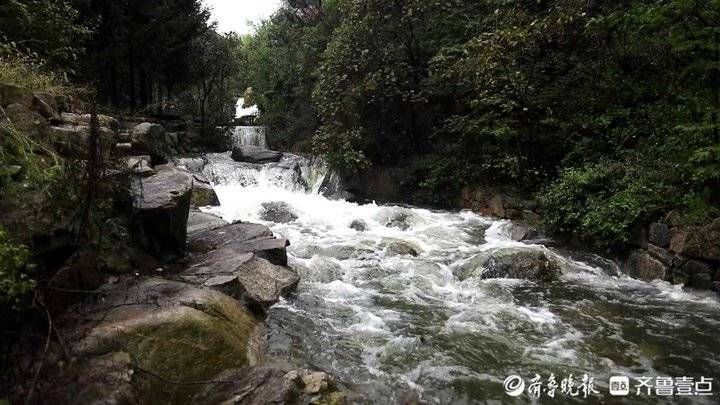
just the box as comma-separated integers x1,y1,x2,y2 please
59,278,264,404
181,253,299,312
456,248,561,282
624,250,667,281
259,201,297,223
131,122,170,161
188,222,289,266
682,218,720,261
132,167,193,253
231,145,282,164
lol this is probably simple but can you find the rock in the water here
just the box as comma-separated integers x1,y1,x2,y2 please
647,244,673,266
297,256,343,283
231,145,282,164
131,122,169,161
350,219,367,232
383,238,422,257
188,222,289,266
456,248,561,282
625,250,667,281
682,218,720,261
648,222,671,248
505,222,542,241
182,251,298,311
132,167,193,253
63,278,263,404
259,201,298,223
376,207,418,231
235,256,299,309
187,210,228,235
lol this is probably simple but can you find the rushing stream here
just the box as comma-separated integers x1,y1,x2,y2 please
202,152,720,404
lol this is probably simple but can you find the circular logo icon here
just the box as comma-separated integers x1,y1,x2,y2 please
504,375,526,397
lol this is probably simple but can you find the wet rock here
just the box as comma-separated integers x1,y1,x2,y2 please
188,222,289,266
350,219,368,232
625,250,667,281
683,218,720,261
377,207,418,231
457,248,561,282
488,195,506,218
191,176,220,207
66,278,263,403
182,252,298,311
132,167,193,253
383,239,422,257
231,145,282,164
300,256,343,283
235,256,299,309
506,222,542,241
322,245,372,260
259,201,298,223
648,222,671,248
187,210,228,235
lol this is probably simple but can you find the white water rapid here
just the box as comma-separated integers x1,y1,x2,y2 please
201,153,720,404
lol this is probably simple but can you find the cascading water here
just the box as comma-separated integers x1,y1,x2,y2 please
230,126,268,148
202,154,720,404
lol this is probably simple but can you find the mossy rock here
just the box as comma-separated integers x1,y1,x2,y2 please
71,278,263,403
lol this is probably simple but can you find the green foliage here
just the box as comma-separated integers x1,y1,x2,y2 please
0,54,67,91
240,0,341,150
540,160,680,248
0,0,87,71
0,227,35,306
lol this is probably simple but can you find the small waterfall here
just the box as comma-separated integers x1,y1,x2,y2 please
202,152,345,198
231,126,268,148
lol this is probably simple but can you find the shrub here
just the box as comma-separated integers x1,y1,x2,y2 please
0,227,34,306
540,160,679,249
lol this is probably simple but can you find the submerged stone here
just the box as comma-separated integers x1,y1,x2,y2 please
259,201,298,223
456,248,561,282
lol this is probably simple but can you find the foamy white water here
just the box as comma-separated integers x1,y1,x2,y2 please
201,153,720,404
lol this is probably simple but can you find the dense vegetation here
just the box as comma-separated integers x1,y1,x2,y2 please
0,0,240,326
243,0,720,249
